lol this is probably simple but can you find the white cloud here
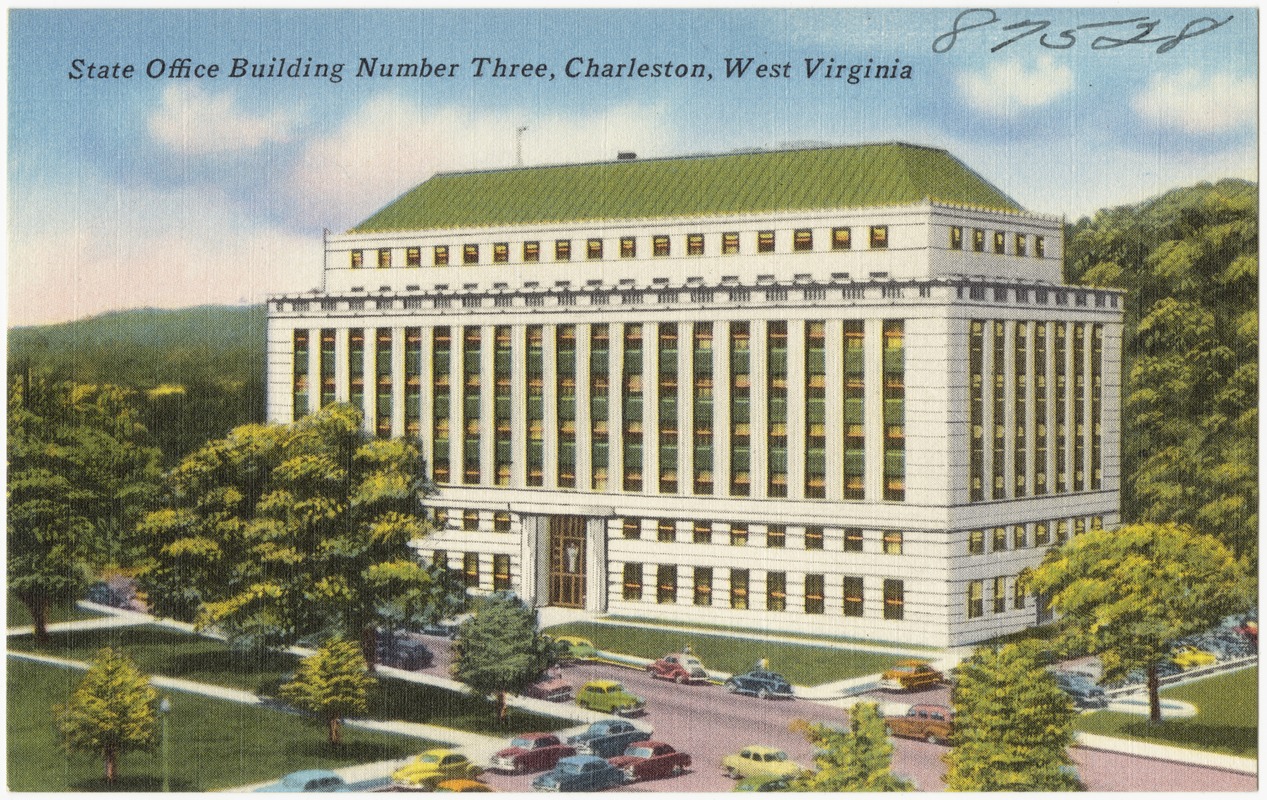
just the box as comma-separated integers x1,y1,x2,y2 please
148,84,300,155
1132,70,1256,134
957,55,1073,118
287,95,680,229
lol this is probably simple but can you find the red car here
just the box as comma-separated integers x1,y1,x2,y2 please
646,652,709,684
607,741,692,783
522,671,572,702
488,733,576,774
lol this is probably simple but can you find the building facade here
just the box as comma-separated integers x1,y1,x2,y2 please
267,143,1122,647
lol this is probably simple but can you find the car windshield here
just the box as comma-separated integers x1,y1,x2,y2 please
628,747,654,758
510,737,537,749
559,762,583,774
683,657,703,669
419,754,442,763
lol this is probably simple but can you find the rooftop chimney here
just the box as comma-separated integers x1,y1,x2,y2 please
617,152,636,161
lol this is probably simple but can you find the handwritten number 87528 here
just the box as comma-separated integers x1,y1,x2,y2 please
932,9,1234,54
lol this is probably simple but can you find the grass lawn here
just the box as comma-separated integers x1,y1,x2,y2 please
9,624,570,736
543,621,908,685
7,593,105,627
8,658,431,792
1074,666,1257,759
603,614,941,652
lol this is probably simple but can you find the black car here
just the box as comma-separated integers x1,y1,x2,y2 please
376,635,433,670
1050,671,1108,709
723,669,795,699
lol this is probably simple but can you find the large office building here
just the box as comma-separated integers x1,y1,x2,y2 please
267,143,1122,646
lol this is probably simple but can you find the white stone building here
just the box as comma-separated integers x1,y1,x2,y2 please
267,143,1122,646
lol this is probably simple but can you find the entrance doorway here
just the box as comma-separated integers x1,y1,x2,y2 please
549,516,587,608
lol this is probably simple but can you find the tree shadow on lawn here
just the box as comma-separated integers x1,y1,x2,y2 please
1114,719,1256,758
67,774,200,793
287,737,421,762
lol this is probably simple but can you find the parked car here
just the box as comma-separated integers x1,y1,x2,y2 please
488,733,577,774
1050,671,1108,709
421,614,472,639
878,660,944,691
391,749,483,788
575,680,645,715
721,746,804,779
732,774,793,792
608,740,692,783
254,769,350,792
522,671,572,702
568,719,651,757
531,755,626,792
376,634,433,670
435,779,495,792
1171,645,1217,670
884,703,955,744
647,652,710,684
723,669,794,699
550,635,598,663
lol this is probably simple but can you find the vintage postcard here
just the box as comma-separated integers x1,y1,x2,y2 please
6,6,1258,794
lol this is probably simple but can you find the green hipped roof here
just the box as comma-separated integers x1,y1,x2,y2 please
350,142,1022,233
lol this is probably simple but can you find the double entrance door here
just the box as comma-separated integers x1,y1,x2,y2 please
548,516,586,608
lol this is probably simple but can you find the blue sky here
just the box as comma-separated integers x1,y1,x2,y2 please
8,7,1257,326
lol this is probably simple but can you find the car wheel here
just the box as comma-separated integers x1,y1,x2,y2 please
623,766,637,783
578,699,589,710
884,724,893,736
926,733,939,745
675,673,687,685
725,681,739,693
757,687,771,700
724,767,739,779
671,765,684,777
647,665,657,675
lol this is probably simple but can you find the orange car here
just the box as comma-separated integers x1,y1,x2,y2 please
878,660,944,691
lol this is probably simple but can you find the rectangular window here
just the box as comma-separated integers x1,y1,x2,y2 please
494,512,511,533
993,576,1007,613
967,580,983,618
292,330,310,420
1014,573,1027,609
1056,519,1069,544
805,574,825,614
652,235,670,257
972,229,985,252
883,320,905,501
590,324,610,491
729,322,751,496
378,248,392,268
794,229,813,252
693,520,711,544
494,326,513,486
805,526,824,550
620,237,636,258
993,231,1005,254
992,527,1007,553
406,247,421,267
870,225,889,249
434,246,449,266
722,232,740,254
657,565,677,604
843,576,864,617
463,509,479,531
623,518,641,540
462,327,482,485
844,321,865,499
347,329,365,412
526,326,545,486
1035,522,1050,546
555,240,571,261
657,322,679,494
623,563,643,600
463,553,480,588
694,567,713,606
883,530,903,555
350,250,363,269
692,322,714,495
832,227,851,250
556,325,577,488
730,523,748,546
687,233,704,256
968,530,984,555
657,519,676,543
843,527,864,552
950,226,963,249
766,571,787,612
492,243,509,263
883,579,904,620
586,238,603,260
433,550,447,569
1014,233,1027,257
463,244,479,265
375,328,393,438
523,241,540,262
766,525,786,548
493,554,511,591
431,329,451,481
1035,236,1046,258
804,320,827,498
622,324,644,492
766,320,789,497
730,569,749,609
757,230,775,253
1013,524,1027,549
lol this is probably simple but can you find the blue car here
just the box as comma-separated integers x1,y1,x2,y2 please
723,669,795,699
531,755,625,792
568,719,652,758
255,769,350,792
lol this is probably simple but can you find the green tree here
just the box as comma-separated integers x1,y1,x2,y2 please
1026,522,1250,724
138,403,458,660
943,643,1079,791
280,638,377,745
8,378,162,640
450,593,555,724
55,647,160,784
789,702,912,791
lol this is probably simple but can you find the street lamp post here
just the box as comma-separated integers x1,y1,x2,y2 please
159,696,172,792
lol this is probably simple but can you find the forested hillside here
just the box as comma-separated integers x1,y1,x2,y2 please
9,305,266,464
1065,179,1258,561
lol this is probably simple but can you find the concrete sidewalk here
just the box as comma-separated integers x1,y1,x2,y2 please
1074,732,1256,775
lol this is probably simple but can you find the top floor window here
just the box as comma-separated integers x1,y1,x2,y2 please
350,250,363,269
463,244,479,265
493,243,509,263
523,241,540,262
653,235,671,257
378,249,392,268
406,247,421,267
832,227,851,250
587,239,603,260
1014,234,1027,257
1035,236,1046,258
757,231,775,253
870,225,889,249
993,231,1005,254
555,240,571,261
434,246,449,266
722,232,740,254
687,233,704,256
950,226,963,249
620,237,636,258
794,229,813,252
972,229,985,252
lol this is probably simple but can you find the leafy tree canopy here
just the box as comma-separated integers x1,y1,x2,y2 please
789,702,912,791
451,593,555,723
281,638,377,745
55,647,160,784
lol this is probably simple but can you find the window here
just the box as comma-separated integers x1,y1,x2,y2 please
992,527,1007,552
693,520,711,544
523,241,540,262
657,565,677,603
406,247,421,267
587,238,603,260
623,563,643,600
766,571,786,611
766,525,785,548
687,233,704,255
623,518,641,540
722,232,740,254
1056,519,1069,544
883,530,903,555
620,237,636,258
494,512,511,533
1014,233,1027,257
843,527,863,552
1013,525,1027,549
434,246,450,266
555,240,571,261
967,580,983,618
493,243,509,263
805,574,825,614
993,231,1005,254
652,235,670,257
378,249,392,268
832,227,851,250
805,526,824,550
757,231,775,253
1035,522,1050,545
731,569,749,609
350,250,363,269
950,226,963,249
993,576,1007,613
493,554,511,591
463,244,479,265
883,579,904,620
730,523,748,546
843,576,864,617
1035,236,1046,258
794,229,813,252
463,509,479,531
694,567,713,606
968,530,984,555
972,229,985,252
869,225,889,249
463,553,480,588
657,519,676,543
1014,573,1027,609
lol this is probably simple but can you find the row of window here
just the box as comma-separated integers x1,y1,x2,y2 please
619,518,903,552
966,574,1029,618
949,226,1046,258
432,551,514,592
966,517,1103,555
